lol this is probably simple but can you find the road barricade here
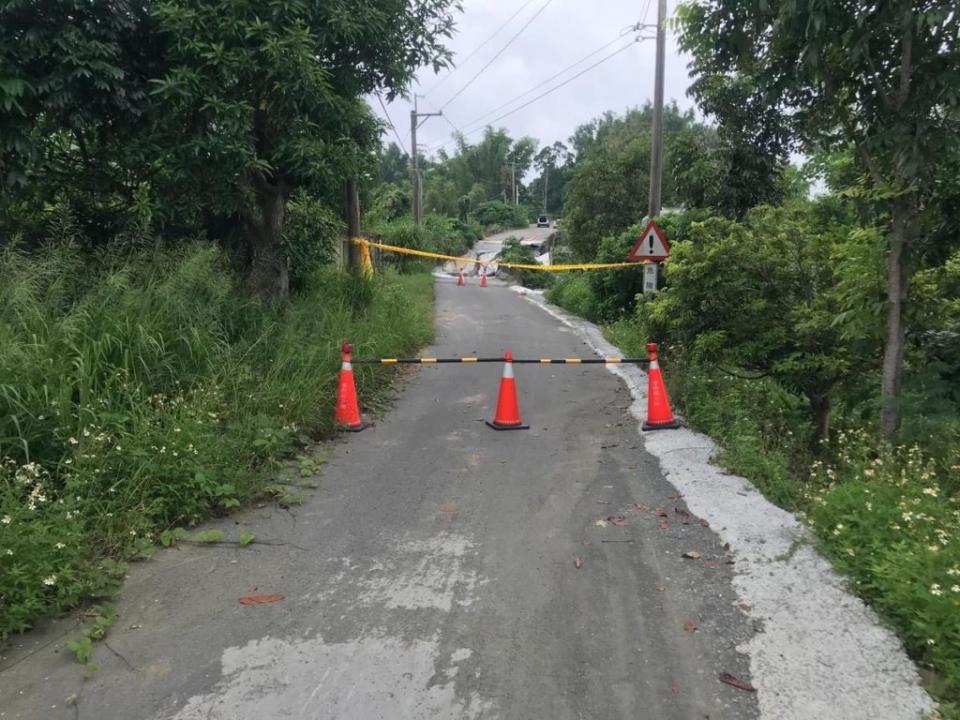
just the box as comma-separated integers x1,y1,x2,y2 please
339,344,681,432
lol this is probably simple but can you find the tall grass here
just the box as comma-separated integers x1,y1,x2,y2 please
0,241,433,638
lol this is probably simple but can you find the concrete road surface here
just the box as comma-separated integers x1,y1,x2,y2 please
18,280,920,720
0,279,763,719
0,277,934,719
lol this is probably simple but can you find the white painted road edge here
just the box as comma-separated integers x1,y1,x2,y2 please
522,289,936,720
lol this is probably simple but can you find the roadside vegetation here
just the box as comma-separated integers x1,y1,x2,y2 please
543,3,959,711
0,0,456,638
0,233,433,639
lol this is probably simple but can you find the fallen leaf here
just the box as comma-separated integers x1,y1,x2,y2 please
719,672,755,692
698,518,710,528
668,493,684,500
239,593,285,605
682,550,702,560
634,501,650,511
737,603,752,613
574,556,583,569
655,507,669,529
703,561,718,569
594,519,607,527
674,507,693,524
683,621,697,633
656,586,666,592
607,515,627,527
722,542,731,552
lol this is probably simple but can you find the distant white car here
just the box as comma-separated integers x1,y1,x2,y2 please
536,215,550,228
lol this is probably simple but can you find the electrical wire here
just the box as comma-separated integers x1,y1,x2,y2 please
439,0,556,111
425,37,641,154
375,93,409,156
450,31,633,137
424,0,539,97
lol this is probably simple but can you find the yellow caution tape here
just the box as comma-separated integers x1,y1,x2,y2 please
351,237,652,272
359,240,374,278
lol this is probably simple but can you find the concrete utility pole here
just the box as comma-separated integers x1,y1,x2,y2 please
410,95,442,225
543,166,549,213
647,0,667,218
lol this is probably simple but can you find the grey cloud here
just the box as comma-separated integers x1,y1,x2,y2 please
371,0,697,158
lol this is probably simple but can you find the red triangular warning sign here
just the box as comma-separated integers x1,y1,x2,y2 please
627,220,671,262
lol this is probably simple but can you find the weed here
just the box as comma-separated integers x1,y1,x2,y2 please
0,242,433,639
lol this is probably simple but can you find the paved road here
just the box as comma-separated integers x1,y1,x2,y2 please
0,278,758,720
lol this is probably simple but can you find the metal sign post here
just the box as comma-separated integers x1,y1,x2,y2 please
643,263,659,293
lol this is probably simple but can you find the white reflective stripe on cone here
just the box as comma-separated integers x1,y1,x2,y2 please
649,359,660,371
502,362,514,379
342,361,352,371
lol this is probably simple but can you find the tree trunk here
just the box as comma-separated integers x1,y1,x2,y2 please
810,392,831,445
244,177,290,300
879,197,912,438
346,178,362,274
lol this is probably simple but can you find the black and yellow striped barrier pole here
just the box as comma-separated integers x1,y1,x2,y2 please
351,356,650,365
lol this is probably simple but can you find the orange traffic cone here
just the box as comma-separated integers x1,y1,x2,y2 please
643,342,681,430
335,343,367,432
486,351,529,430
480,269,488,288
457,270,465,286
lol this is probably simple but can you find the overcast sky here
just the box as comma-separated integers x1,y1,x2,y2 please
370,0,698,161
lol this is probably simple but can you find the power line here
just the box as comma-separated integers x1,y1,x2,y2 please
375,92,409,156
424,0,539,97
438,0,556,111
640,0,654,27
451,31,634,136
425,38,641,155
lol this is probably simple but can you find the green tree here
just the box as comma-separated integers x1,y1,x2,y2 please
1,0,459,298
379,142,409,185
0,0,162,238
563,104,726,259
532,141,570,214
150,0,458,297
641,202,880,442
676,0,960,437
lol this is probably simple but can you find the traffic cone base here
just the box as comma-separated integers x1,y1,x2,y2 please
487,351,528,431
457,270,465,286
335,343,368,432
486,419,529,431
642,417,681,431
480,272,488,288
642,342,681,431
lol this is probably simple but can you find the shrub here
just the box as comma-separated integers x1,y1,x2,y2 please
499,238,553,289
547,274,599,320
470,200,527,231
284,192,344,292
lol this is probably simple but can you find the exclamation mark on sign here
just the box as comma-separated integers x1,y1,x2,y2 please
649,234,654,253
